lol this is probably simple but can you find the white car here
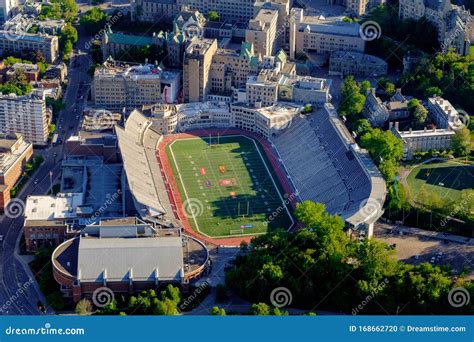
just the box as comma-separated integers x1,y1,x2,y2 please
430,257,436,263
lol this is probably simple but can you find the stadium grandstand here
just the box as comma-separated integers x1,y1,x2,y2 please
116,103,386,240
115,110,180,228
270,103,386,236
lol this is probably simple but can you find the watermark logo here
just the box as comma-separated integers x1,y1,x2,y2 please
270,287,292,308
452,109,470,130
359,198,381,218
90,110,116,130
4,22,33,42
179,279,209,311
183,198,204,218
352,278,389,315
448,287,470,308
182,21,203,40
359,21,382,41
84,11,124,50
5,198,26,219
92,287,114,308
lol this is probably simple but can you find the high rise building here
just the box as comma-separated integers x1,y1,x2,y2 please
0,90,49,145
183,38,218,102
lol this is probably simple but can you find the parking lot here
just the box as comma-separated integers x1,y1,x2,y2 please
375,226,474,279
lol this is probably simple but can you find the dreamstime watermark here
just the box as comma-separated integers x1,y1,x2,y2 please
4,21,33,42
179,279,210,311
359,198,382,218
452,109,471,130
5,198,26,219
448,287,470,308
84,11,124,50
177,105,208,133
182,21,203,40
352,278,389,315
270,287,293,308
84,190,121,225
440,191,474,228
183,198,204,219
265,191,298,225
0,278,34,313
92,287,115,308
5,323,85,336
359,21,382,41
441,16,472,52
89,110,116,130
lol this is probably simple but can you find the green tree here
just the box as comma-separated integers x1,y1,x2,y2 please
359,128,403,180
211,306,226,315
80,8,108,35
75,299,92,315
208,10,220,21
339,76,366,118
250,303,271,315
451,127,471,157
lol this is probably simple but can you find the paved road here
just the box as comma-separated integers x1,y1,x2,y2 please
0,36,92,314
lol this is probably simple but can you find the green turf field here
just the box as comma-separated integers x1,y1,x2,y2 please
166,135,293,238
406,161,474,203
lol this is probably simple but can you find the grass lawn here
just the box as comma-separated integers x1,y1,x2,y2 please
406,161,474,203
166,135,293,238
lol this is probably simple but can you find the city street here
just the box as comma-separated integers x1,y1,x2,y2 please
0,35,93,314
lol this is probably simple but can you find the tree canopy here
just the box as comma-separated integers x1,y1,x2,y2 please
225,201,473,314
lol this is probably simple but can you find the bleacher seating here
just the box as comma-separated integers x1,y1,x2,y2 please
271,110,371,218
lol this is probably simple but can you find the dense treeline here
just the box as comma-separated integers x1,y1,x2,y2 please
226,201,473,314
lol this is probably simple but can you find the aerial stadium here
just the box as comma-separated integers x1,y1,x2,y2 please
115,101,386,245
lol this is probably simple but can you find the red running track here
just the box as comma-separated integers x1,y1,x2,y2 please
156,129,298,247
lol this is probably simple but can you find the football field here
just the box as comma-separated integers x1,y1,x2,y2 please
166,135,293,238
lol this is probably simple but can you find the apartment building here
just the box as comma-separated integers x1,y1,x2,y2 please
210,41,261,94
253,0,290,47
399,0,472,55
92,62,181,109
246,69,332,107
0,90,49,145
0,31,58,63
363,88,410,128
329,50,388,77
177,0,256,21
391,122,456,160
343,0,385,16
231,102,302,138
0,134,32,212
0,0,18,22
183,38,218,102
289,8,365,59
246,69,279,107
245,8,279,58
427,96,465,130
131,0,180,21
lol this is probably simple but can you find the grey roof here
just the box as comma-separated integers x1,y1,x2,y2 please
77,236,184,282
